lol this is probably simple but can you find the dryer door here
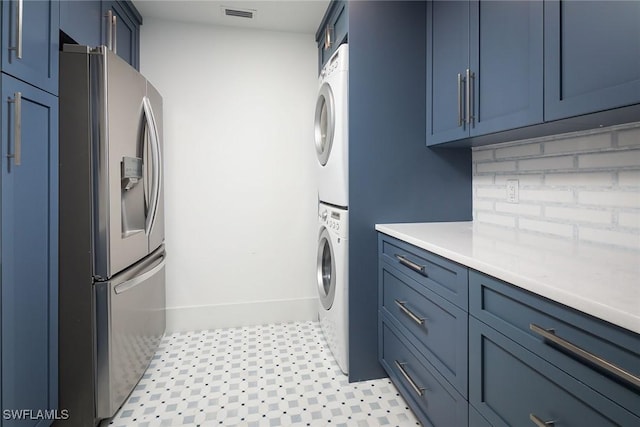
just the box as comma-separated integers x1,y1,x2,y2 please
314,82,335,166
317,227,336,310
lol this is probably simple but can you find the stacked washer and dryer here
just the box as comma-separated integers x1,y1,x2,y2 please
314,44,349,375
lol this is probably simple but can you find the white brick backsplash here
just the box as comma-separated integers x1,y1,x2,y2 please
579,227,640,250
545,172,613,187
476,212,516,227
617,126,640,148
477,161,517,173
618,171,640,187
619,212,640,228
519,155,574,171
472,149,494,162
519,218,574,238
474,200,495,211
495,143,542,159
476,187,507,199
544,133,611,154
495,202,542,216
494,174,543,186
579,191,640,209
472,122,640,248
578,149,640,169
520,189,574,203
545,206,611,224
473,175,494,185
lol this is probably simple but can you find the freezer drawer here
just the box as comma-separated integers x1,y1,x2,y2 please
95,247,166,419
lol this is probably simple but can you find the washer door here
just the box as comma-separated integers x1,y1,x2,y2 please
316,227,336,310
314,82,335,166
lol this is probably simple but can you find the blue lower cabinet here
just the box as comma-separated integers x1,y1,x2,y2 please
469,317,640,427
1,73,58,426
380,321,468,427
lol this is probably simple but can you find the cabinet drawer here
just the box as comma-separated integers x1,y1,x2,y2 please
469,270,640,417
470,318,640,427
380,264,467,396
379,235,468,309
379,321,468,427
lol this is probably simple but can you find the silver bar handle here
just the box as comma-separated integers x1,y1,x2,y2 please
457,73,464,127
394,254,427,276
114,257,165,295
530,323,640,389
8,92,22,166
142,96,161,236
325,26,333,51
9,0,23,59
105,10,113,50
466,69,475,126
394,361,425,397
469,69,475,127
529,413,556,427
112,14,117,54
394,300,425,326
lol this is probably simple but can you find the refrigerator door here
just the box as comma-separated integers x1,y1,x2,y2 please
95,246,166,419
145,80,165,253
92,47,152,278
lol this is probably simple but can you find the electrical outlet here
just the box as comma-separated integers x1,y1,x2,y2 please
507,179,519,203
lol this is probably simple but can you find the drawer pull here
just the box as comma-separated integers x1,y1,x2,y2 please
394,300,426,326
530,323,640,389
395,254,427,276
529,413,556,427
394,360,426,397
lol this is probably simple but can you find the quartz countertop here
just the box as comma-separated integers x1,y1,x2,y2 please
375,221,640,335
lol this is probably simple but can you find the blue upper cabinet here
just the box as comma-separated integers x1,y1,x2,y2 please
60,1,142,70
316,0,348,72
469,1,543,137
426,0,470,145
60,0,103,47
103,1,142,70
427,1,543,146
544,0,640,121
1,0,59,95
1,73,59,427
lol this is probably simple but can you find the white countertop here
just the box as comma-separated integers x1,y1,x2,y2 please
375,221,640,335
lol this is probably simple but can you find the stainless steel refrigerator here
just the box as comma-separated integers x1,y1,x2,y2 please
58,45,166,426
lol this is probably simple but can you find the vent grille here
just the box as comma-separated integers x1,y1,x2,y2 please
224,8,254,19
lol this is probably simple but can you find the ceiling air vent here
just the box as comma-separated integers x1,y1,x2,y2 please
223,6,256,19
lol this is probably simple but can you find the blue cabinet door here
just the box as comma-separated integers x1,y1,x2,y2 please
60,0,103,47
426,0,470,145
470,0,543,136
1,73,58,427
544,0,640,121
102,1,141,70
1,0,59,95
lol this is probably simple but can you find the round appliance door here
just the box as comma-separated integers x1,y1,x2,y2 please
314,82,335,166
316,227,336,310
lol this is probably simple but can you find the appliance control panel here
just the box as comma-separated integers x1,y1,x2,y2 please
319,203,348,239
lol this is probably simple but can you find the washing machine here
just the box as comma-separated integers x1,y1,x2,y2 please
315,43,348,208
316,202,349,374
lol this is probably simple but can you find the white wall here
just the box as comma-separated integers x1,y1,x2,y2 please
140,19,319,331
473,122,640,250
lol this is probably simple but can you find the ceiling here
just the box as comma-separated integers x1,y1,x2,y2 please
133,0,331,34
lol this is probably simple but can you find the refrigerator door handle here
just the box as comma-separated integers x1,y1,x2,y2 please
142,96,161,236
114,254,166,295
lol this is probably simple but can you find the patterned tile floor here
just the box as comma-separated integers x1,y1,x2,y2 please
103,321,420,427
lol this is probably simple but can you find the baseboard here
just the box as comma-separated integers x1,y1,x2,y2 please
165,297,318,333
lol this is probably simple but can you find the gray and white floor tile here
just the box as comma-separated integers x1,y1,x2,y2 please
105,321,420,426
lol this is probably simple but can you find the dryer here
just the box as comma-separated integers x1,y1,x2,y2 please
315,44,348,208
316,202,348,374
